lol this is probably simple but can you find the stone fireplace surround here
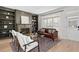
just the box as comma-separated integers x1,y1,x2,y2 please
17,24,32,35
20,28,30,34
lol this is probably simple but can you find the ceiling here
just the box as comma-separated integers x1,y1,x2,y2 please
5,6,60,14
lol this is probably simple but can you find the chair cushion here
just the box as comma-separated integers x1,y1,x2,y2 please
12,30,17,36
11,30,17,41
22,35,33,44
26,42,38,52
16,32,26,50
21,35,38,52
16,32,38,51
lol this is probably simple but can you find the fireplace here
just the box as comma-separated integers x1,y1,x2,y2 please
20,28,30,35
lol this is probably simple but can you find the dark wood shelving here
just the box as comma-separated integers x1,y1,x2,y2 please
32,15,38,33
0,6,16,37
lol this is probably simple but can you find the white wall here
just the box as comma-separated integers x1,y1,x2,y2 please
38,6,79,41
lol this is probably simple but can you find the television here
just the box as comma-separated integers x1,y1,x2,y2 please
21,16,30,24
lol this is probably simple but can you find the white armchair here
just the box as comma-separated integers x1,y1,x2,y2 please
16,32,40,52
11,30,17,43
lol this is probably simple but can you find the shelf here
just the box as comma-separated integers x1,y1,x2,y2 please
32,15,38,33
0,24,15,25
0,19,15,21
0,13,15,16
0,7,15,37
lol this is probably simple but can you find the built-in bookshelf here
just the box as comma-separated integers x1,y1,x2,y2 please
32,15,38,33
0,7,15,37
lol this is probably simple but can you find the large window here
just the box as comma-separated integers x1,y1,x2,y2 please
68,16,79,30
47,18,53,27
41,16,60,29
53,16,60,27
41,17,53,28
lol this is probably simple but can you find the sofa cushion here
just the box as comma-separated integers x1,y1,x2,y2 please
41,29,45,32
52,29,56,33
48,30,52,33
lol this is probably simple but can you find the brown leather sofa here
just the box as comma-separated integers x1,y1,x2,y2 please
38,28,58,41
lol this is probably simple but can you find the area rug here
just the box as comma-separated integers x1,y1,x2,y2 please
10,37,61,52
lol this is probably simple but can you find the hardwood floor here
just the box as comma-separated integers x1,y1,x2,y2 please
0,37,12,52
48,39,79,52
0,37,79,52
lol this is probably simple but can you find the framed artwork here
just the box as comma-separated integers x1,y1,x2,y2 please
21,16,30,24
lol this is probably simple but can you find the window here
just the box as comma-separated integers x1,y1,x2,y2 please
47,18,53,27
68,16,79,30
41,16,60,28
53,16,60,27
41,17,53,28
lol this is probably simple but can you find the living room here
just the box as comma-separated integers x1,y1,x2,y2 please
0,6,79,52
